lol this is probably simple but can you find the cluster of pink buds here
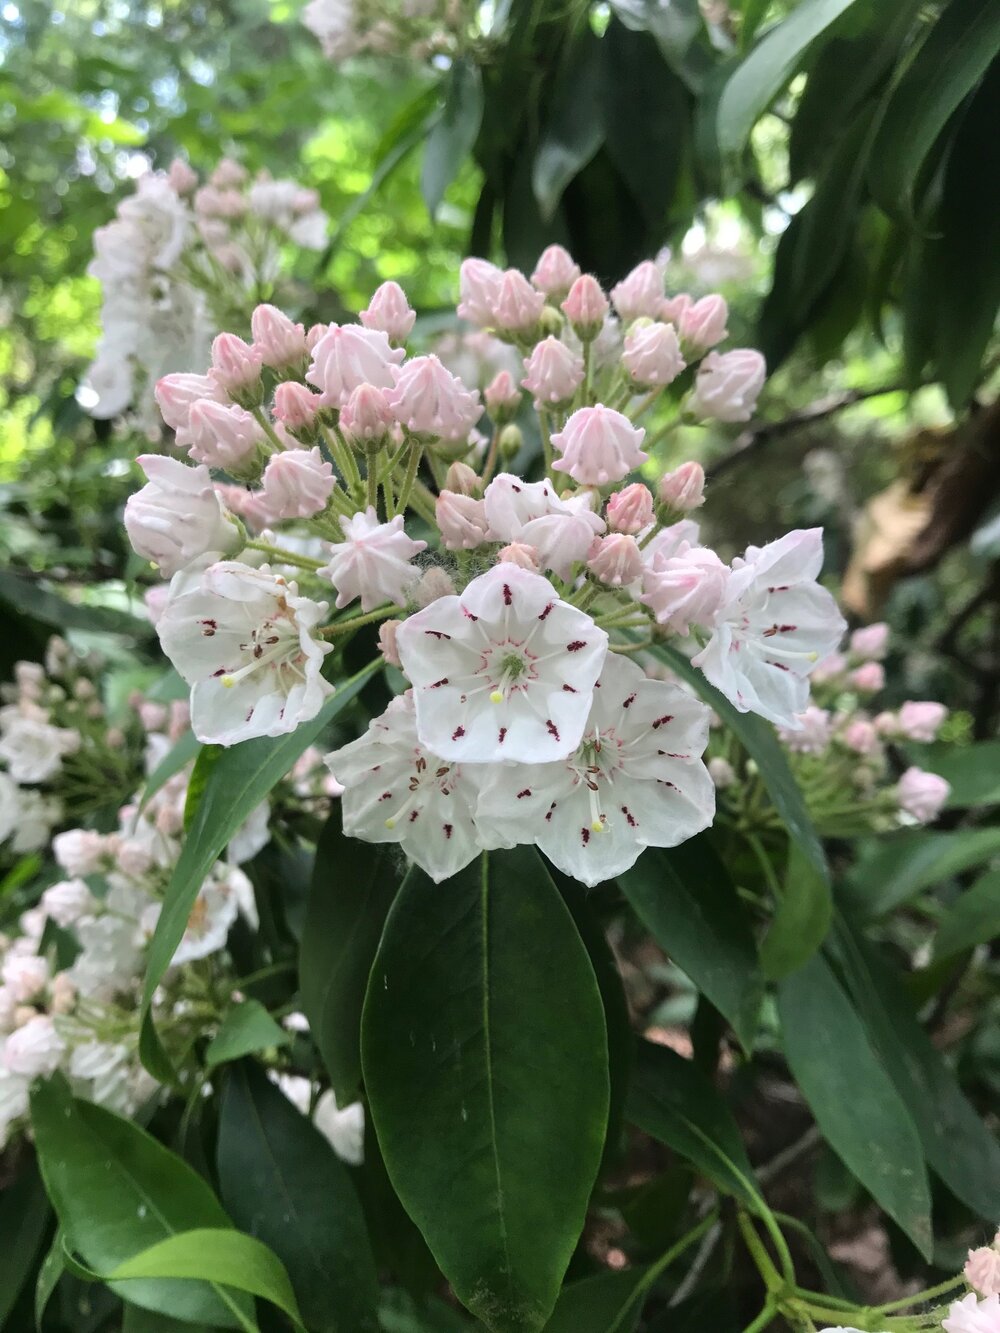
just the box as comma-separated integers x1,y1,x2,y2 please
708,620,952,832
302,0,467,63
129,246,847,885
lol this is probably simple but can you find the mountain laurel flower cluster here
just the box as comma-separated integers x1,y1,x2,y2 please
303,0,480,64
127,247,847,885
82,157,328,433
708,620,952,834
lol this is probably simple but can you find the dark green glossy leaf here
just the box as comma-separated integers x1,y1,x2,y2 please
218,1063,379,1332
35,1229,64,1332
30,1075,250,1327
0,1158,49,1325
422,60,483,217
140,660,378,1082
777,954,932,1256
619,837,762,1052
845,827,1000,917
204,998,289,1069
532,27,604,221
0,569,154,640
934,869,1000,961
542,1267,647,1333
362,848,609,1332
760,840,832,980
627,1038,759,1207
300,804,402,1104
868,0,1000,219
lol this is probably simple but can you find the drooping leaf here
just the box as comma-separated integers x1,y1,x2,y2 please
717,0,861,163
422,60,484,218
362,848,609,1333
627,1038,759,1207
532,26,605,221
619,838,762,1052
299,804,402,1105
867,0,1000,220
760,840,833,980
217,1063,379,1333
204,998,289,1069
934,869,1000,961
30,1076,251,1327
140,660,378,1082
777,954,933,1257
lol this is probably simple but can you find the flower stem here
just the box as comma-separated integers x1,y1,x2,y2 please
321,604,397,638
245,540,324,572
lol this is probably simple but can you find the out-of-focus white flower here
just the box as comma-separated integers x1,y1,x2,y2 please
0,713,80,783
125,455,242,576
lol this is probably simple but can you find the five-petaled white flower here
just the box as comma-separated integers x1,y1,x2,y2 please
475,654,715,887
319,507,427,612
394,563,608,765
325,693,482,884
692,528,846,729
157,562,333,745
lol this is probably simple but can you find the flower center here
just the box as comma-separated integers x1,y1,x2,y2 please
384,753,456,829
489,651,529,704
220,618,298,688
573,728,625,833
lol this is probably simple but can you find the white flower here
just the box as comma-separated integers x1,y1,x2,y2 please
313,1089,365,1165
228,802,271,865
302,0,360,59
41,879,96,928
162,864,255,965
394,563,608,765
0,783,60,853
0,1070,29,1149
0,712,80,783
52,828,109,877
1,952,48,1003
319,507,426,612
483,473,605,581
325,693,483,883
125,455,241,577
944,1293,1000,1333
68,1040,133,1113
640,543,728,634
157,562,333,745
476,654,715,887
3,1014,65,1077
692,529,847,729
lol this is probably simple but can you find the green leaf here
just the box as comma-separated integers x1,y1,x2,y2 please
654,645,828,883
421,60,483,218
217,1062,379,1333
777,954,932,1257
0,569,154,640
35,1229,64,1332
717,0,861,163
299,804,402,1104
140,660,378,1082
868,0,1000,220
934,869,1000,961
362,848,609,1333
831,916,1000,1223
542,1267,648,1333
205,999,290,1069
909,740,1000,808
30,1076,251,1327
845,826,1000,916
760,840,833,980
627,1038,759,1207
532,27,605,222
0,1159,49,1324
105,1229,302,1330
619,837,762,1052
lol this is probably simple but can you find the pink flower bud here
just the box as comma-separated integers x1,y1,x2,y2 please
360,281,416,343
497,542,540,571
210,333,263,395
436,491,489,550
811,651,846,684
457,257,504,326
306,323,404,406
155,373,227,434
187,400,265,470
689,349,766,423
260,447,336,519
3,1014,63,1077
484,370,522,420
444,461,480,496
492,270,545,334
622,321,685,388
610,261,665,324
415,567,456,606
273,382,322,432
251,304,308,369
378,620,402,668
50,972,76,1015
658,461,706,513
340,383,395,444
897,767,950,823
850,622,890,660
587,533,643,587
211,157,248,188
874,710,897,736
850,662,885,693
530,244,581,297
606,483,654,534
965,1248,1000,1298
551,404,647,486
841,719,879,755
521,337,584,407
679,294,728,351
561,274,609,339
709,757,735,789
138,700,169,731
384,355,481,442
897,701,947,742
306,323,328,351
659,293,692,326
167,158,198,195
640,543,728,634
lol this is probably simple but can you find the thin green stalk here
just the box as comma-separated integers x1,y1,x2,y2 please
741,1303,778,1333
245,540,324,571
607,1210,719,1333
394,441,425,516
321,605,397,637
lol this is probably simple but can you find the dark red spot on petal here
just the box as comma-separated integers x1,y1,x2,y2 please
424,629,452,639
462,608,478,621
621,805,637,828
567,640,586,652
545,719,560,741
538,602,554,620
452,726,465,740
498,727,507,744
581,827,590,845
651,714,674,729
545,802,556,822
562,683,577,692
516,789,531,799
379,791,392,801
409,810,419,822
768,661,791,671
443,824,453,839
503,583,513,606
622,692,637,708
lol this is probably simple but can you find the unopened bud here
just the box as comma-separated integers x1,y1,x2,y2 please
444,461,480,496
498,424,522,459
658,461,705,513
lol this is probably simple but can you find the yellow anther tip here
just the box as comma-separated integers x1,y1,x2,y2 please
221,676,235,688
591,820,605,833
489,690,504,704
384,817,396,830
